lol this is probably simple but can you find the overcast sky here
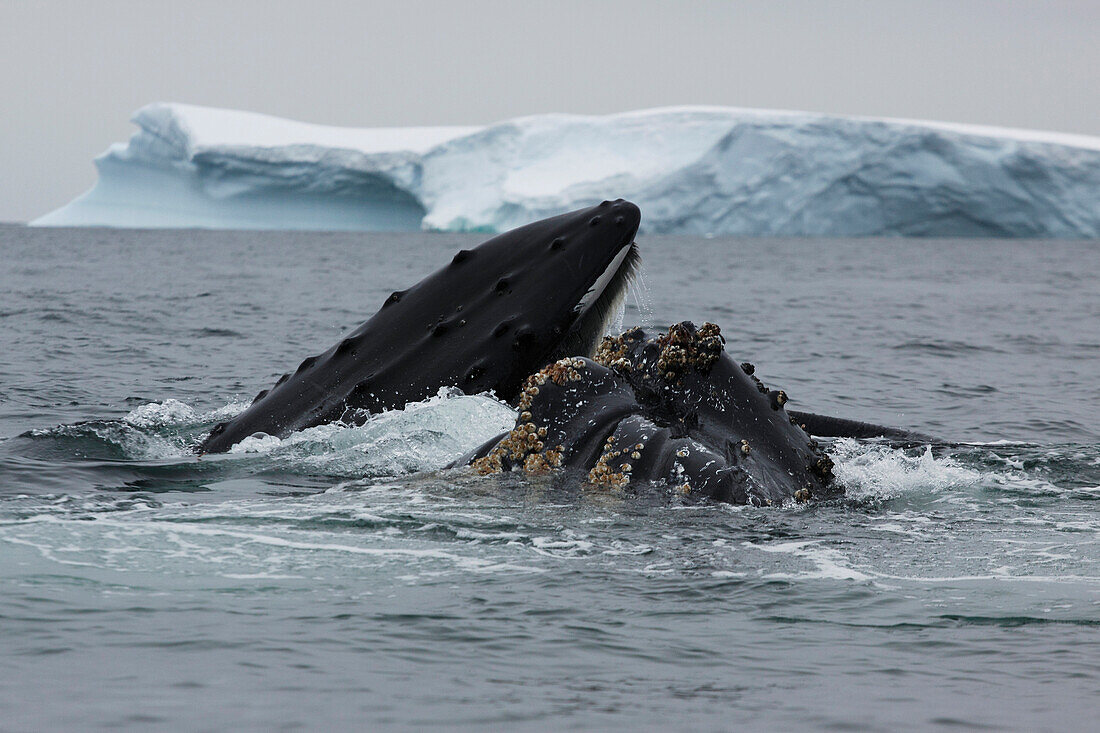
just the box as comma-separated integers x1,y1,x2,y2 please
2,0,1098,221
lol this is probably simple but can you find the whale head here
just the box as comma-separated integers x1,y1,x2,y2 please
422,198,642,400
463,322,839,506
199,200,641,453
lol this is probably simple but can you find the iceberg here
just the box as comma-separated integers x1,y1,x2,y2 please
33,103,1100,237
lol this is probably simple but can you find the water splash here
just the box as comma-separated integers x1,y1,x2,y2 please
18,389,515,479
226,388,515,478
124,398,245,428
626,266,655,328
829,439,985,501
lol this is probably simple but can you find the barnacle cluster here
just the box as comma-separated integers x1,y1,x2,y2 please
654,322,724,382
594,326,644,372
809,454,835,482
769,390,788,410
516,357,585,411
471,419,564,476
594,334,629,366
586,434,634,489
473,357,587,476
470,449,505,475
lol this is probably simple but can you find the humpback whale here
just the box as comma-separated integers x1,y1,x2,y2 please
200,200,642,453
198,200,922,504
462,322,838,506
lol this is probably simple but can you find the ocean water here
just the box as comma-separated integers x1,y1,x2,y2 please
0,225,1097,731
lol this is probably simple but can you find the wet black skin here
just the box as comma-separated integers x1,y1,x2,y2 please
199,200,641,453
465,322,840,506
785,411,933,444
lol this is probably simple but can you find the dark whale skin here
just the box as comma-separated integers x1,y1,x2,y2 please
199,200,640,453
465,322,839,506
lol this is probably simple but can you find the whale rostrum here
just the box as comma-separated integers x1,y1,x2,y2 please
199,200,642,454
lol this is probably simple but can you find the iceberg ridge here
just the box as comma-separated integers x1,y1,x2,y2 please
33,103,1100,237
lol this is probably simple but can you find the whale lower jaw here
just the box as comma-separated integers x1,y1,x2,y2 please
467,322,839,506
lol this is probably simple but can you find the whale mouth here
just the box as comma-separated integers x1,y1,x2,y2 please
551,241,641,362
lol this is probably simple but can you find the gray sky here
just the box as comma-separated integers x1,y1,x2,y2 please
2,0,1098,222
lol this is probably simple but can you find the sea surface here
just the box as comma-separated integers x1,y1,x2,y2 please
0,225,1097,731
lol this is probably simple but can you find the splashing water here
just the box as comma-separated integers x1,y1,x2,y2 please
226,388,516,477
830,439,985,500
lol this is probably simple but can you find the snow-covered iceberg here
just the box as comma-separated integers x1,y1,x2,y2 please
33,103,1100,237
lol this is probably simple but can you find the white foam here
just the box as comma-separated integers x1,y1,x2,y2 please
123,398,198,427
1,512,546,578
124,398,247,429
829,440,984,500
745,540,874,582
226,388,516,477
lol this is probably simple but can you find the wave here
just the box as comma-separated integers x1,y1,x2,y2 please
10,389,515,482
